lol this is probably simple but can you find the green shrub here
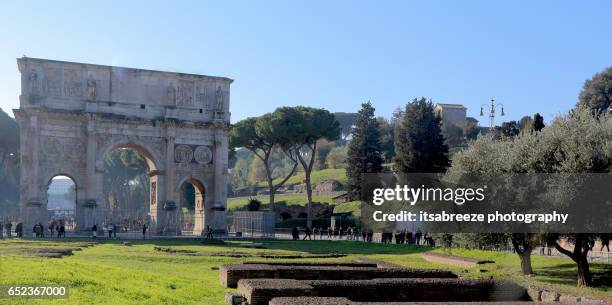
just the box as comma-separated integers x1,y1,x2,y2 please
247,197,261,211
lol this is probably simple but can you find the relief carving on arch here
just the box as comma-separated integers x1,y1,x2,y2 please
43,68,62,97
174,145,193,163
176,80,194,106
196,85,207,108
63,69,83,97
174,144,213,167
41,136,86,168
29,69,39,95
193,146,212,164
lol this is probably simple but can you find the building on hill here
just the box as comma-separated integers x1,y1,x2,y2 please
434,103,467,128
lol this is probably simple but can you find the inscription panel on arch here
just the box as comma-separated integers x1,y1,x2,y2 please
174,144,213,165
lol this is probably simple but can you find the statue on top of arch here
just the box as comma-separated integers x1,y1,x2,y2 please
214,86,225,121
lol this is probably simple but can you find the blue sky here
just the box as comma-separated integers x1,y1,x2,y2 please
0,0,610,124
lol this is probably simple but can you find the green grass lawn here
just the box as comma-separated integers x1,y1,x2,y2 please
258,168,348,188
0,239,610,304
227,192,341,211
332,200,361,216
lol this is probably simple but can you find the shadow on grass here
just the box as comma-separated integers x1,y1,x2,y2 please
536,263,612,287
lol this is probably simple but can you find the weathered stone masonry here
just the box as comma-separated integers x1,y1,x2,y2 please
14,57,232,235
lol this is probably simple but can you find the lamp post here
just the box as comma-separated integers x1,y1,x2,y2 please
480,98,505,131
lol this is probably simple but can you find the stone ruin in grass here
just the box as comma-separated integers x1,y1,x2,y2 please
219,261,607,305
220,261,456,289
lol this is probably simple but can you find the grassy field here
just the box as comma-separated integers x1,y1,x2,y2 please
227,192,342,211
0,239,610,304
258,168,348,188
331,200,361,216
228,167,349,211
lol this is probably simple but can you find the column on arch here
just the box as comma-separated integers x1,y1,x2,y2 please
20,112,47,234
83,117,104,234
208,128,229,234
154,129,176,236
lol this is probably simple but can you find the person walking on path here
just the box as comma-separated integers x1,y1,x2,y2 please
58,223,65,238
15,222,22,238
205,225,214,239
415,229,423,245
5,221,12,238
113,223,118,239
33,223,41,237
107,223,113,239
49,220,55,238
142,224,147,239
291,226,299,240
302,227,312,240
92,224,98,238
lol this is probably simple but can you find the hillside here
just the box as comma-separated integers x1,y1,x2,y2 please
227,192,343,211
261,168,348,188
229,168,349,211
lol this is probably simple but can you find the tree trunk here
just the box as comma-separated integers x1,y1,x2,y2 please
268,185,275,212
519,251,533,275
553,234,594,287
265,163,275,212
576,256,592,287
255,150,276,212
296,142,317,229
304,170,313,228
511,234,534,275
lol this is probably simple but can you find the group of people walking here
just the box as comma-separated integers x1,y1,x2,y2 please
291,226,376,242
90,223,148,239
290,226,437,246
0,221,22,238
381,229,433,246
48,220,67,237
31,220,68,238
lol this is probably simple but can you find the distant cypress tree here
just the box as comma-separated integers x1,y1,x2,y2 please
394,98,449,174
533,113,545,132
346,101,384,199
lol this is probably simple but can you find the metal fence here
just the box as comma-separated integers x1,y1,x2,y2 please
232,211,276,239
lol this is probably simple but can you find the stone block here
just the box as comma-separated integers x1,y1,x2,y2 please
527,287,542,301
237,279,315,305
237,278,528,305
224,293,244,305
220,263,457,288
541,290,561,302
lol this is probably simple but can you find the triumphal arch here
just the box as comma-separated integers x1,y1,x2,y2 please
14,57,231,235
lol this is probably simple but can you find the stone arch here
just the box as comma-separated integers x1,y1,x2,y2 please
97,140,164,234
42,172,82,194
176,176,207,235
97,138,163,172
175,176,209,197
44,173,79,232
16,57,231,237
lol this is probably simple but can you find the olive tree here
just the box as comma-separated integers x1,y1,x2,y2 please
451,107,611,286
